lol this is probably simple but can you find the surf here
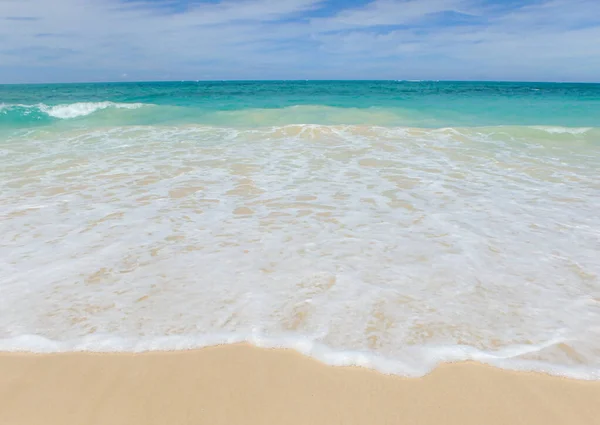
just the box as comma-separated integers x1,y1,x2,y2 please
1,123,599,379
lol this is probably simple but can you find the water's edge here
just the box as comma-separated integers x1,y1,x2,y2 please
1,335,598,380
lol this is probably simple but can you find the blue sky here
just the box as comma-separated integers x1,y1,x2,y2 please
1,0,599,83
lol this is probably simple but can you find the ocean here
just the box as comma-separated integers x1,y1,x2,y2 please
1,81,599,379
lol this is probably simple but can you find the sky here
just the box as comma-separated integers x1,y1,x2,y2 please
1,0,599,83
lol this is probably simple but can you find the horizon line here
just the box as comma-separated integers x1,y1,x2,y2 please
1,78,600,86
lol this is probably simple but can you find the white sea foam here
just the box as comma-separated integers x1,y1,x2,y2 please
531,126,592,135
0,102,146,119
0,332,598,380
37,101,146,119
1,124,599,378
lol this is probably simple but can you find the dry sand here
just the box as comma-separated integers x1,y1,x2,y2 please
1,344,599,425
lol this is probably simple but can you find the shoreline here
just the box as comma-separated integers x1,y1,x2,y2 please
2,344,600,425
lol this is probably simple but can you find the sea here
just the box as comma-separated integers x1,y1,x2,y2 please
1,81,599,379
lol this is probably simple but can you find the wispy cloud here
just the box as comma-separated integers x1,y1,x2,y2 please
4,16,39,21
311,0,472,29
0,0,598,83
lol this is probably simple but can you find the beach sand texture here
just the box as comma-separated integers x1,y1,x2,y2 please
1,344,599,425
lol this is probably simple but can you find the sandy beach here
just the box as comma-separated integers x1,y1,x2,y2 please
1,344,599,425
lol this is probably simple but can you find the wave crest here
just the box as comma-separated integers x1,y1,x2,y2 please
39,101,146,119
0,101,148,120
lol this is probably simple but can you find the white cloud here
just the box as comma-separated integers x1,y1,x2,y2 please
0,0,324,78
311,0,471,29
0,0,599,82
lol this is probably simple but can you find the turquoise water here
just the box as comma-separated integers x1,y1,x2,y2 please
1,81,600,379
2,81,600,129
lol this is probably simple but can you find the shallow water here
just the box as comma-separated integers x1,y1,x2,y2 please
1,82,599,379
